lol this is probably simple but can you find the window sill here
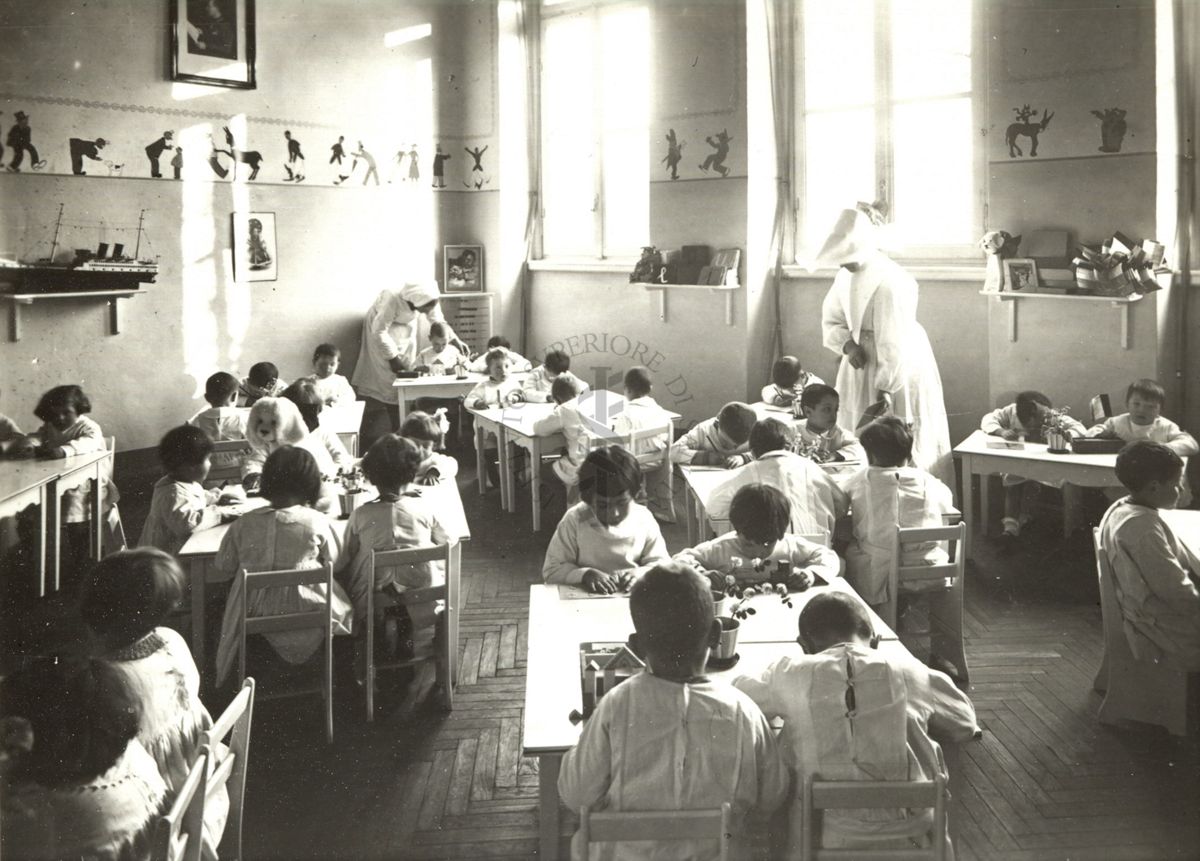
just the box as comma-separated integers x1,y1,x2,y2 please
527,258,636,274
780,263,987,282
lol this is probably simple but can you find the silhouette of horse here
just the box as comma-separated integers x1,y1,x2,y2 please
215,126,263,180
1006,108,1054,158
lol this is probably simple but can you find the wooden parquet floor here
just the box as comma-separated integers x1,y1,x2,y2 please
110,460,1200,859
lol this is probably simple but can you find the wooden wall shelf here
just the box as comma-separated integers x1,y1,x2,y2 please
635,282,739,326
2,289,146,341
978,290,1143,348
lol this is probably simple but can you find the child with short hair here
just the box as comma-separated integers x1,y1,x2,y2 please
214,446,353,685
559,562,788,861
401,410,459,484
80,548,229,853
843,416,955,607
467,348,526,409
189,371,248,471
762,354,824,407
734,591,979,855
542,446,670,592
281,378,353,472
532,375,589,495
138,425,232,556
797,383,865,462
1086,379,1199,455
982,390,1087,543
610,366,670,453
676,484,841,586
467,335,534,373
239,360,287,406
415,322,465,373
308,343,356,407
521,349,588,403
670,401,758,467
706,418,849,537
1098,440,1200,670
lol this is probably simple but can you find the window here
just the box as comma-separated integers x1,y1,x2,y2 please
540,2,650,259
797,0,979,257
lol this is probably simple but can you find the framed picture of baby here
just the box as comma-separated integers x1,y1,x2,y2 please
444,244,484,293
170,0,257,89
1002,258,1038,292
232,212,277,282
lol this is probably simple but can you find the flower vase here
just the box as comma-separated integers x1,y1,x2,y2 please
715,616,740,660
711,590,730,618
1046,429,1070,454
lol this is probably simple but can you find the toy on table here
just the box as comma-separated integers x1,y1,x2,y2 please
579,642,646,717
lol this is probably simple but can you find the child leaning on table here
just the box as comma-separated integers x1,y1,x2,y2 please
670,401,757,467
138,425,236,557
467,335,534,373
415,322,464,372
795,384,865,463
843,416,955,609
1098,441,1200,671
675,483,842,588
239,361,288,407
761,354,823,407
307,342,356,407
189,372,247,471
401,410,459,485
559,561,789,861
532,375,589,499
522,349,589,404
733,591,979,856
542,446,669,593
1086,378,1199,456
982,390,1087,545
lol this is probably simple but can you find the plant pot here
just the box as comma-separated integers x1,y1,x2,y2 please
1045,429,1071,454
715,616,740,660
711,591,731,618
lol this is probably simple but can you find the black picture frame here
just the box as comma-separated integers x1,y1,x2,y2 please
170,0,257,90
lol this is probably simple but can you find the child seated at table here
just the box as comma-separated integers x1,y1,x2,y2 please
611,366,674,521
189,371,248,471
559,561,788,861
521,349,588,404
467,335,534,373
239,361,288,406
532,375,589,500
1,657,166,861
214,446,352,686
1086,378,1199,456
796,384,865,463
467,348,525,410
281,379,353,469
734,591,979,856
401,410,459,485
542,446,669,593
138,425,230,556
670,401,757,467
982,390,1087,545
676,484,841,587
843,416,955,608
80,548,228,853
706,418,849,537
308,342,356,407
415,322,465,373
761,354,823,407
1098,441,1200,671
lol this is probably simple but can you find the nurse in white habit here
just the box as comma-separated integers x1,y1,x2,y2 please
352,281,469,449
816,203,952,483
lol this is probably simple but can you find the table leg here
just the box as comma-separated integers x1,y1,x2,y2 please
51,482,62,593
979,474,991,541
91,465,103,560
959,454,974,562
36,484,48,597
538,753,562,860
498,429,512,512
475,423,486,497
449,541,461,686
686,486,697,546
397,396,408,429
191,559,207,676
532,438,542,532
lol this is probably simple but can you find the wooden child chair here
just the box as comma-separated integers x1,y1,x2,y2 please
887,522,969,683
800,776,947,861
579,803,733,860
153,748,209,861
202,677,256,860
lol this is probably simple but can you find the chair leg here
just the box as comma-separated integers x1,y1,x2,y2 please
1093,650,1109,693
325,635,334,743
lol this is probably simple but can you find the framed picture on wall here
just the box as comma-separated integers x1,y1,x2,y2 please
232,212,277,282
444,245,483,293
1002,258,1038,292
170,0,257,89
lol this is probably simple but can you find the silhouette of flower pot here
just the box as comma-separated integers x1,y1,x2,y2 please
715,616,740,660
1045,429,1071,454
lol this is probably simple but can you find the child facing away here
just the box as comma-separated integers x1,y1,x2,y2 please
189,371,248,471
843,416,956,608
308,342,357,407
611,366,674,521
1086,378,1200,456
676,484,842,587
1,658,167,861
734,591,979,856
521,349,589,404
467,335,534,374
80,548,229,854
795,384,865,463
762,355,824,407
138,425,241,556
542,446,670,593
670,401,758,467
532,375,589,496
214,446,353,686
559,562,789,861
281,379,354,470
982,390,1087,544
239,360,288,406
706,418,849,538
401,410,459,485
415,322,466,373
1098,441,1200,671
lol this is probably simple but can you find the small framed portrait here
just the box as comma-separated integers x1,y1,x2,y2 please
170,0,257,89
232,212,277,282
444,245,483,293
1002,258,1038,292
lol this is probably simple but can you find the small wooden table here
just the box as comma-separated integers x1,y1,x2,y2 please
522,579,901,860
393,372,523,426
322,400,366,457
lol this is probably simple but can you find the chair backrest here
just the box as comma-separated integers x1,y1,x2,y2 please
801,776,946,861
153,748,209,861
886,522,966,627
1090,393,1113,424
579,803,732,861
202,677,255,861
370,543,456,608
591,421,674,468
1093,528,1144,663
237,564,334,678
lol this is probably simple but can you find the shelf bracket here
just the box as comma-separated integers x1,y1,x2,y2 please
724,290,733,326
657,289,667,323
1115,301,1130,349
1007,297,1017,342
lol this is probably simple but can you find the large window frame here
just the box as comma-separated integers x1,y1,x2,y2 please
792,0,986,263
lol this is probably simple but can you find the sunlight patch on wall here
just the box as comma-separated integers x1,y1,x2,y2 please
179,123,221,398
384,23,432,48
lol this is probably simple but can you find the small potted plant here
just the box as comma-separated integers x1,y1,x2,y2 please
1042,406,1074,454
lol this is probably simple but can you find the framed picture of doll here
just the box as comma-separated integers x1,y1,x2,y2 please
1002,258,1038,292
232,212,277,282
444,244,484,293
170,0,257,89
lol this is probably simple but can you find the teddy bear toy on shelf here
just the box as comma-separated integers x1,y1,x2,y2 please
979,230,1022,292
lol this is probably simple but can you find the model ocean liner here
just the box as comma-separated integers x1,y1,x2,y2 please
0,204,159,294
